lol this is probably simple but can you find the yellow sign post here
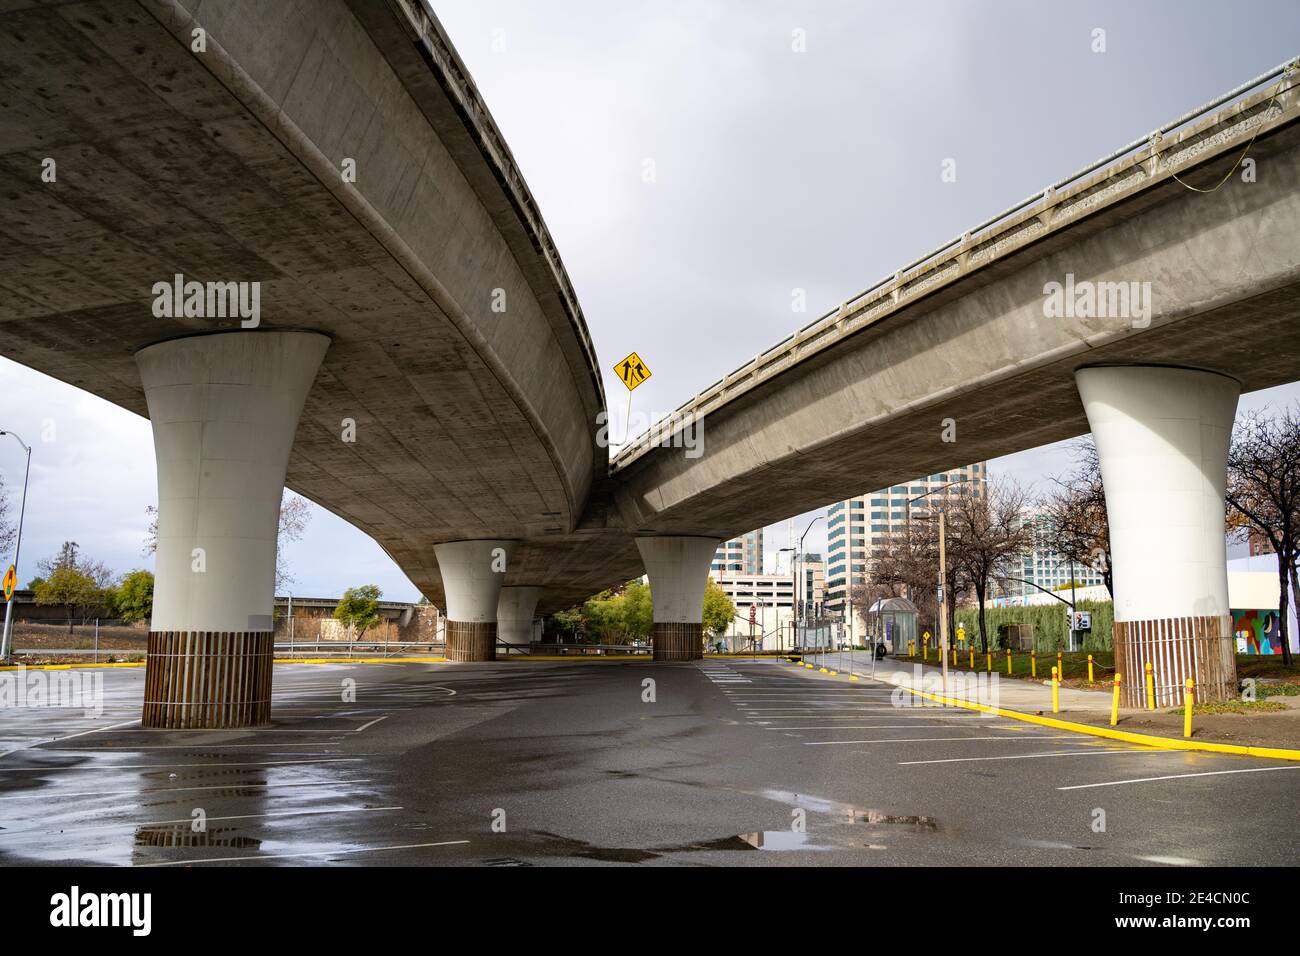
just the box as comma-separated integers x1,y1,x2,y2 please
2,564,15,602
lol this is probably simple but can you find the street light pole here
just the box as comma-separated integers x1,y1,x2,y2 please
795,516,823,661
776,546,794,652
907,476,972,698
937,507,948,695
0,430,32,661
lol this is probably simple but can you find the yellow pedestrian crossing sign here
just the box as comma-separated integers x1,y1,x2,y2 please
613,352,651,392
2,564,15,602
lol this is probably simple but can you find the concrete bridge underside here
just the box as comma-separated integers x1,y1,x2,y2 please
2,0,1297,713
611,113,1300,537
0,0,629,616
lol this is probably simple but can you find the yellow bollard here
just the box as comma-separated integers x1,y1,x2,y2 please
923,642,928,662
1031,651,1037,678
1056,651,1063,682
1145,661,1155,710
952,647,957,667
1111,674,1122,726
1051,666,1060,714
1184,678,1195,738
985,651,991,673
1006,648,1012,676
1088,654,1094,683
968,648,974,668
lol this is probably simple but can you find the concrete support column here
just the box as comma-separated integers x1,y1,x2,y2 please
434,540,516,661
137,330,330,728
1076,365,1240,706
497,586,542,651
636,536,720,662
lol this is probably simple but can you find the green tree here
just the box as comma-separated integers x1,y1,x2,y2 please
35,566,107,632
32,543,115,632
621,580,653,641
581,588,626,642
549,606,584,640
702,577,736,638
111,570,155,624
334,585,383,639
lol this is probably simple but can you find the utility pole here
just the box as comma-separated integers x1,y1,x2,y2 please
907,476,971,697
938,507,949,696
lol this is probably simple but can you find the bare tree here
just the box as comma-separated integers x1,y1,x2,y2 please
143,491,313,592
1041,438,1113,597
867,512,965,646
945,479,1035,653
274,494,311,591
1225,406,1300,666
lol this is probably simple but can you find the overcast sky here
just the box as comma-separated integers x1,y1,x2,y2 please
2,0,1298,600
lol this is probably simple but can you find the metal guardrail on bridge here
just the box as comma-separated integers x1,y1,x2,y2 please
609,56,1300,471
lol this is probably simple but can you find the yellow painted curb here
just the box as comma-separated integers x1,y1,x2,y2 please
0,660,145,670
275,656,449,665
893,680,1300,762
503,655,645,662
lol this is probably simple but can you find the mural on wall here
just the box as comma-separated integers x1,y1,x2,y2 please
1232,608,1283,655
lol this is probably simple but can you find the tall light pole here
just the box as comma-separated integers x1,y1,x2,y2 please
0,430,32,660
775,546,794,651
795,516,823,657
906,476,972,697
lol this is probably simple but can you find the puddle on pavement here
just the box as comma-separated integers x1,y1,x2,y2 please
695,831,831,851
757,788,942,832
1018,838,1094,851
855,810,940,832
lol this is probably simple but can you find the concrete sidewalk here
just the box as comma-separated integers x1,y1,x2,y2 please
799,649,1300,752
802,649,1114,715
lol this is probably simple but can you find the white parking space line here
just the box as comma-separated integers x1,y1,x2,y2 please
751,712,960,718
1057,765,1300,789
770,724,1000,731
806,735,1082,745
0,758,364,773
139,840,471,866
764,723,998,728
1,805,404,836
1,778,377,800
899,749,1178,765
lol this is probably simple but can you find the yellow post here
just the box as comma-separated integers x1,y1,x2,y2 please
1056,651,1063,682
952,646,957,667
1006,648,1012,675
1051,666,1060,714
1184,678,1195,738
1110,674,1122,726
923,640,928,661
968,648,974,668
1145,661,1155,710
1088,654,1094,682
986,651,992,673
1031,651,1037,678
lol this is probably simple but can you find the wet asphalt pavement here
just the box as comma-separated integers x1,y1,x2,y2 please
0,658,1296,866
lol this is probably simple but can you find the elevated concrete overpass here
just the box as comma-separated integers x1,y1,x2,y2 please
2,0,1297,721
0,0,647,705
607,58,1300,693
